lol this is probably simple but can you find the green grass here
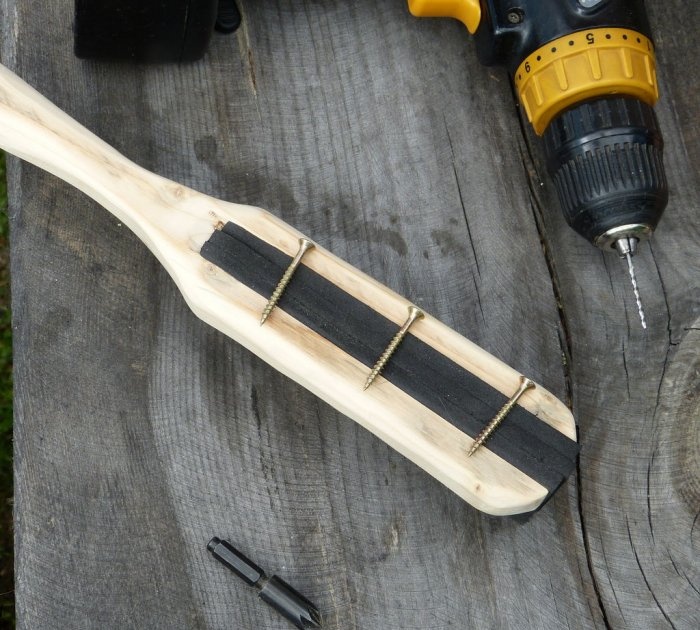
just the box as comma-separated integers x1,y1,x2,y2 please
0,151,14,627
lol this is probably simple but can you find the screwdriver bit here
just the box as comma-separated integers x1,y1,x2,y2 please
207,537,322,629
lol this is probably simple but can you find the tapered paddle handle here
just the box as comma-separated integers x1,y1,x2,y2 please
0,61,578,514
0,61,232,267
0,64,146,215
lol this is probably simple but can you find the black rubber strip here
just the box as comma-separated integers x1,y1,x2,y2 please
200,223,579,496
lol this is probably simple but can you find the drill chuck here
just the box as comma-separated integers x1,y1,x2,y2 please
542,95,668,249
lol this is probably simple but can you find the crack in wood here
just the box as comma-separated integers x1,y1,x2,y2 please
621,341,632,400
648,242,675,422
626,517,678,630
444,116,481,280
667,551,700,598
508,82,617,629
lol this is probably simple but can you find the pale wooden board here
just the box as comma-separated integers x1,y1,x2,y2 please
3,0,697,628
0,51,577,516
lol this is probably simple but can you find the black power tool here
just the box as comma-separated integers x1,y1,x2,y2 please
409,0,668,327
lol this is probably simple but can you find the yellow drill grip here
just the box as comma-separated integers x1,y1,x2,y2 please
407,0,482,34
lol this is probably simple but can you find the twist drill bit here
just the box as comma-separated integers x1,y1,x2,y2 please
614,237,647,330
468,376,535,457
364,305,424,390
207,537,322,629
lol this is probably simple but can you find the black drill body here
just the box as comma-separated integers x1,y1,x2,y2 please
473,0,653,71
471,0,668,251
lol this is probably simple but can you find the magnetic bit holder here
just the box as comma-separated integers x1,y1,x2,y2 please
207,537,322,629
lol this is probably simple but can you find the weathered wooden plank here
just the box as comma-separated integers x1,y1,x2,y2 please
518,1,700,627
3,0,697,629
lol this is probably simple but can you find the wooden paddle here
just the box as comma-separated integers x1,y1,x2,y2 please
0,62,578,515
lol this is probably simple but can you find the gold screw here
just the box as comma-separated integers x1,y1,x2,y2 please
260,238,315,325
467,376,535,457
364,305,424,390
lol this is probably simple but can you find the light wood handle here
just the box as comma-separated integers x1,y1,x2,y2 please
0,62,577,515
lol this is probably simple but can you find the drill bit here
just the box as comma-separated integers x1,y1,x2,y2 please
614,238,647,329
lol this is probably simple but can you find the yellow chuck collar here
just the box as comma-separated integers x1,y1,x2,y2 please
514,28,659,135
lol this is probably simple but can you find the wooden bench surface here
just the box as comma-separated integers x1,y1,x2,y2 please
4,0,698,627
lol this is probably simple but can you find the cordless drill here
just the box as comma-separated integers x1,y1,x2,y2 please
408,0,668,327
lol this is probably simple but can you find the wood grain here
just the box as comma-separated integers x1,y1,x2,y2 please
3,0,698,628
0,59,575,514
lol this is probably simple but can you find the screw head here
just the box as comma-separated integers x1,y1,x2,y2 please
506,9,524,24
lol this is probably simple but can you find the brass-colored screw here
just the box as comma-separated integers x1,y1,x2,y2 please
364,305,424,390
467,376,535,457
260,238,315,325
